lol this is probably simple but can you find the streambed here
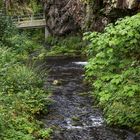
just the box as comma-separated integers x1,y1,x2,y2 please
41,57,140,140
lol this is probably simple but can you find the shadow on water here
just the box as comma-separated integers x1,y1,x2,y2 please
40,56,140,140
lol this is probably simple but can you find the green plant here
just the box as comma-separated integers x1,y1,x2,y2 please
45,35,86,56
84,13,140,131
2,0,43,15
0,12,51,140
8,34,41,53
39,128,53,139
0,45,51,139
0,14,16,43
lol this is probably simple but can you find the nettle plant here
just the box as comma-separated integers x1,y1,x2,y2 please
84,13,140,130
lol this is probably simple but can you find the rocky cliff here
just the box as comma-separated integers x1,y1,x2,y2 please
44,0,140,35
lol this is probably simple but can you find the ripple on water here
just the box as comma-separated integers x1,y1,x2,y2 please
40,57,140,140
64,115,104,130
72,62,88,66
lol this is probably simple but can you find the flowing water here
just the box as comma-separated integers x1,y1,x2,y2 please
41,57,140,140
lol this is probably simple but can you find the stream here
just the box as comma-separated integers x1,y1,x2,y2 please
40,57,140,140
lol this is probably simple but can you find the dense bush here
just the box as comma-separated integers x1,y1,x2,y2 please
0,14,52,139
21,29,45,43
0,14,15,43
3,0,43,15
84,13,140,131
0,14,41,53
45,35,85,56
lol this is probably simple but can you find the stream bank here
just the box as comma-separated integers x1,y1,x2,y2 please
40,56,140,140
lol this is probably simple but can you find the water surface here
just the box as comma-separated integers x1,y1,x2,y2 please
41,57,140,140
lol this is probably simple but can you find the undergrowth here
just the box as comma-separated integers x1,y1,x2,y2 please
0,14,52,139
84,13,140,132
45,35,86,57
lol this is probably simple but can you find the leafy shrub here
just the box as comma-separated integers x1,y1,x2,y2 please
84,13,140,131
21,29,45,43
0,13,51,139
46,35,85,56
0,45,52,140
0,13,16,43
0,14,41,58
8,34,40,53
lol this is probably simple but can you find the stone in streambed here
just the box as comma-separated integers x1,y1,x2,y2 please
52,80,61,85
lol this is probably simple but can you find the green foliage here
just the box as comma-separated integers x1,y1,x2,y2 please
28,0,43,14
0,1,3,9
0,15,42,61
4,0,43,15
84,13,140,131
39,128,53,139
0,14,16,43
81,0,94,4
8,34,42,54
46,35,85,56
0,14,51,139
21,29,45,43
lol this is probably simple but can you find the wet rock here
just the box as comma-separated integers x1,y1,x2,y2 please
44,0,140,34
52,80,62,85
44,0,84,35
110,0,138,9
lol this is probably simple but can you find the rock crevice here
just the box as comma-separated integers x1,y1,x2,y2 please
44,0,140,35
